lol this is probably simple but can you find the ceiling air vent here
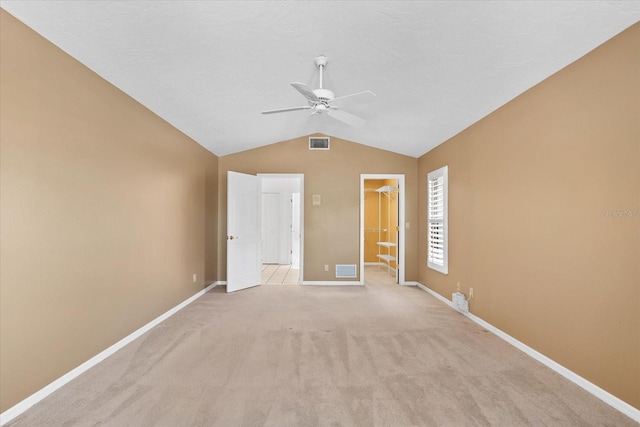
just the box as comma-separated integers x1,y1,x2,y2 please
309,137,330,150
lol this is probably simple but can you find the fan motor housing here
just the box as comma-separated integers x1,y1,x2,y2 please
313,88,335,102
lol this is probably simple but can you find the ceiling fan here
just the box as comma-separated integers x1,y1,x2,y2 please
261,55,376,128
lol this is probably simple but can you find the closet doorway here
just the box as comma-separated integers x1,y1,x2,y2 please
259,174,303,285
360,174,405,285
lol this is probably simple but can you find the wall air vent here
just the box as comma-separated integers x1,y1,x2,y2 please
309,137,330,150
336,264,357,278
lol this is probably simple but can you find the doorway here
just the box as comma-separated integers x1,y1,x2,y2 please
360,174,405,285
259,174,304,284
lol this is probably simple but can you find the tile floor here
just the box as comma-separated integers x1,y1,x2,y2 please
261,264,398,286
261,264,299,285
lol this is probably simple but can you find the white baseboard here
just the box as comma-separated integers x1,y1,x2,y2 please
0,283,219,426
302,281,363,286
415,282,455,306
415,282,640,423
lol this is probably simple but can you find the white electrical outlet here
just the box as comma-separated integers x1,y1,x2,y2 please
324,265,329,272
456,281,460,292
193,274,197,283
469,287,474,298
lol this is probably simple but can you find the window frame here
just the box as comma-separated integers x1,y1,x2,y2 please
427,165,448,274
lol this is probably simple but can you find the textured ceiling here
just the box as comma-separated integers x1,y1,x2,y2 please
2,1,639,157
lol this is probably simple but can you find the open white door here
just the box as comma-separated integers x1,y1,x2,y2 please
227,171,262,292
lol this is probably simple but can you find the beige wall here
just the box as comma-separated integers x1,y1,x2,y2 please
219,136,418,282
418,23,639,408
0,10,218,411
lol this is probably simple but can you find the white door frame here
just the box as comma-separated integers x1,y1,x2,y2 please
258,173,304,283
360,174,405,285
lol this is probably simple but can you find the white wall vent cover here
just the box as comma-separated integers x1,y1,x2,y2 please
309,137,330,150
336,264,357,278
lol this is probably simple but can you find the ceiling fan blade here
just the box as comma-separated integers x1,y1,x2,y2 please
262,106,313,115
331,90,376,106
327,108,366,128
291,82,320,103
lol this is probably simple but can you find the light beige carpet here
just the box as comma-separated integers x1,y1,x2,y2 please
6,267,635,426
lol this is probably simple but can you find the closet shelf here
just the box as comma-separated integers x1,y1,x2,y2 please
372,184,398,278
377,242,396,248
376,185,398,193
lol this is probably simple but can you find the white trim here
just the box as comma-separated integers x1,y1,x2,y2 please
403,281,419,287
360,174,406,285
416,282,454,306
0,283,219,426
414,282,640,423
301,281,363,286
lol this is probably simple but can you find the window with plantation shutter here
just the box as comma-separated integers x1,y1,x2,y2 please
427,166,448,274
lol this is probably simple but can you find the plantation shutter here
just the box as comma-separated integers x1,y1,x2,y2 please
427,166,448,274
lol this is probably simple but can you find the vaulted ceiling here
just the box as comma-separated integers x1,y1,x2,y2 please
2,1,639,157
